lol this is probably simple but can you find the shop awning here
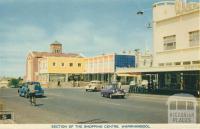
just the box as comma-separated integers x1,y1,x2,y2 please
116,65,200,73
117,73,140,77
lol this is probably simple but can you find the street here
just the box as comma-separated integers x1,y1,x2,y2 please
0,88,199,124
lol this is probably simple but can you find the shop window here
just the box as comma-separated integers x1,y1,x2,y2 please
189,30,199,47
163,35,176,50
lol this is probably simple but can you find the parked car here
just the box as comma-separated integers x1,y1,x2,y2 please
18,84,29,97
141,80,148,87
85,80,103,92
18,82,44,98
101,84,126,99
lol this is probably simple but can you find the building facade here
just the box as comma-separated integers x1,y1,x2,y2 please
26,41,136,86
152,0,200,95
38,56,85,84
153,0,200,67
117,0,200,96
25,41,83,85
135,50,153,68
84,53,136,83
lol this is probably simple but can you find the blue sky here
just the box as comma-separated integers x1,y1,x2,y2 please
0,0,164,77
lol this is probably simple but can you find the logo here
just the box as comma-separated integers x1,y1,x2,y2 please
167,93,198,123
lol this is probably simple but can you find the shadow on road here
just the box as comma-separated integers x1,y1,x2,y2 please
35,96,48,99
34,104,44,107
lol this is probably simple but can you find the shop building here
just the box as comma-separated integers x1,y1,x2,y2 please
25,41,83,85
117,0,200,96
83,53,136,83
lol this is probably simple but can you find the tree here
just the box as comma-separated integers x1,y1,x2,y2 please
8,78,20,87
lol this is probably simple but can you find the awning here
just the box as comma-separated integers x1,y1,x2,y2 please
117,73,140,77
116,65,200,73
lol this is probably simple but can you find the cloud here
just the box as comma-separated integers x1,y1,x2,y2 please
0,0,154,77
0,18,152,77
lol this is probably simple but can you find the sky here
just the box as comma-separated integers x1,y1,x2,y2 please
0,0,168,77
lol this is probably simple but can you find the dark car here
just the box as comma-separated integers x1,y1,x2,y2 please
18,82,44,98
101,84,126,99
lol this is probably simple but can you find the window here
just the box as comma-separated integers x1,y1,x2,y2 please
189,30,199,47
192,60,200,64
61,63,64,67
143,60,146,66
159,63,164,67
163,35,176,50
69,63,73,67
53,62,56,66
183,61,191,65
174,62,181,65
78,63,81,67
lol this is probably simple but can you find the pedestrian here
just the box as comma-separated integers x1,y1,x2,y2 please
28,83,36,106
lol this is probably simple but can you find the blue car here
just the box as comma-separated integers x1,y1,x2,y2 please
18,82,44,98
101,84,126,99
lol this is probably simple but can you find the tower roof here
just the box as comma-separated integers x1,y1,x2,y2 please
50,41,62,45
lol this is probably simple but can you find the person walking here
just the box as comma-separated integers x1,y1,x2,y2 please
28,83,37,106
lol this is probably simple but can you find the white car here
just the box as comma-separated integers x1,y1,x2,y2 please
85,81,103,92
141,80,148,87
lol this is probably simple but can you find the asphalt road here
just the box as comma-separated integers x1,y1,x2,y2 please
0,88,199,124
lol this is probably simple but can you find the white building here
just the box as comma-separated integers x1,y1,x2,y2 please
117,0,200,96
135,50,153,68
153,0,200,68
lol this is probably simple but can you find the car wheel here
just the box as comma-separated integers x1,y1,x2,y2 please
86,89,88,92
121,95,125,99
109,94,112,99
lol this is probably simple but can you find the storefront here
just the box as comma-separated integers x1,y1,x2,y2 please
117,66,200,97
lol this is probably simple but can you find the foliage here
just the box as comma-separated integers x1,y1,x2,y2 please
8,77,23,87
